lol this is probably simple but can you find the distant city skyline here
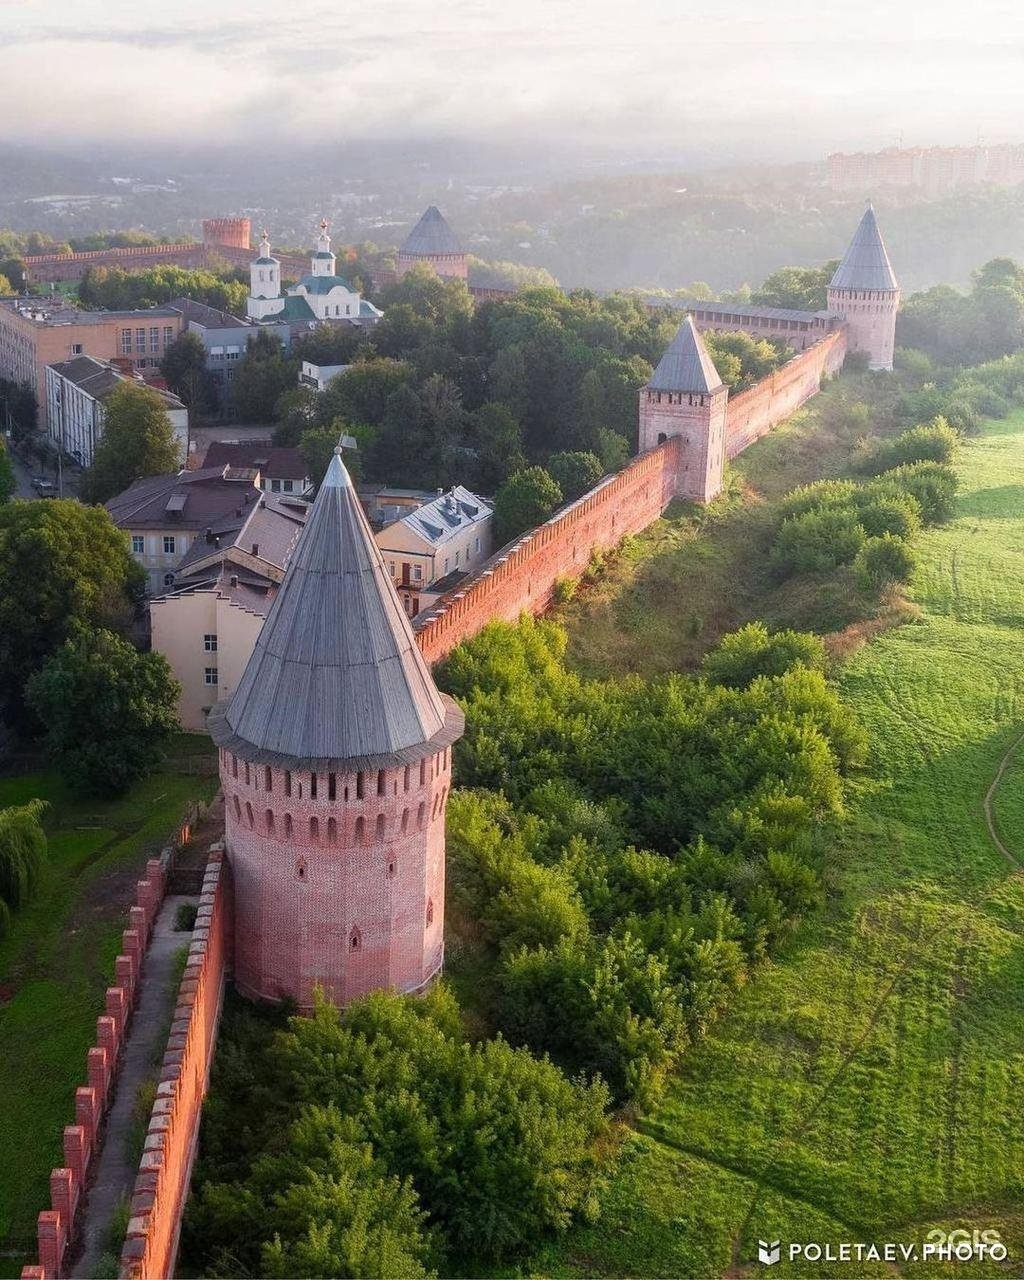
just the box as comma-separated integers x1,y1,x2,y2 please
1,0,1022,159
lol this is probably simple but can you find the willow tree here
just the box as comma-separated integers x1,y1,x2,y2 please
0,799,48,936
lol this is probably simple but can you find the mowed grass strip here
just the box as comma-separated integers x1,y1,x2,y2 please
531,411,1024,1277
0,740,216,1276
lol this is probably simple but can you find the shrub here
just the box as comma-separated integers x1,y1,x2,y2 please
853,534,917,593
492,467,563,544
0,799,48,917
854,491,922,540
884,461,958,525
774,479,859,527
701,622,827,689
770,508,866,577
871,418,959,472
175,901,198,931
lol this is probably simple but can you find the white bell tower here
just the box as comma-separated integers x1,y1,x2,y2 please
311,218,336,277
248,229,283,321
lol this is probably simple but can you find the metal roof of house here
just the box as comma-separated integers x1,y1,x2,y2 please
648,316,725,394
829,204,899,292
202,442,310,481
208,450,461,770
400,206,463,257
167,297,249,329
105,466,261,530
296,274,354,296
380,486,492,548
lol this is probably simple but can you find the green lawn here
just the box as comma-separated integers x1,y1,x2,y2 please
0,739,216,1276
527,411,1024,1277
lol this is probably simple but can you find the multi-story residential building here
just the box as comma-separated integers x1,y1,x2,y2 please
105,464,264,596
164,297,291,408
0,298,183,428
374,485,493,617
44,356,188,467
149,490,308,729
201,441,312,496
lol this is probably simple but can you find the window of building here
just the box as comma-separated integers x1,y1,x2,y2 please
265,766,273,792
310,816,319,841
163,326,174,347
356,771,365,799
284,770,292,797
71,343,83,355
426,899,434,926
135,328,146,353
327,817,337,844
163,573,175,587
377,769,386,796
121,329,133,355
204,668,218,686
328,772,336,801
270,478,281,493
203,633,218,652
454,549,461,566
310,772,317,799
131,535,145,554
412,564,422,581
389,561,396,577
149,327,160,354
475,536,480,553
375,813,385,841
163,535,176,554
282,480,293,492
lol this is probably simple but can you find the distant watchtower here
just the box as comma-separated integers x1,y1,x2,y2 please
209,450,464,1011
638,315,728,503
397,206,468,281
827,203,901,371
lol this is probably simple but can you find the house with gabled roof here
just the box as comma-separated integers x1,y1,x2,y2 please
374,484,493,617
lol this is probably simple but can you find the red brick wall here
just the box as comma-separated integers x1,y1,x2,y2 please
119,852,233,1280
19,805,204,1280
21,244,208,285
220,752,451,1011
725,329,847,459
414,440,680,665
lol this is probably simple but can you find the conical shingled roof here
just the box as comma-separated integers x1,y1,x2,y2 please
648,316,725,394
209,451,458,769
401,206,463,256
829,205,899,292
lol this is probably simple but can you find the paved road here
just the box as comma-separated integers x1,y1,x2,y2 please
4,441,81,500
71,894,198,1278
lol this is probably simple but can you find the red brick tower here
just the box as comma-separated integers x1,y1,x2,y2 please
209,450,464,1010
827,203,900,371
397,206,468,280
202,217,252,251
638,316,728,503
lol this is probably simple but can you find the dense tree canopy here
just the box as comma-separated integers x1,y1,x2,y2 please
492,467,563,543
0,800,47,939
0,499,143,728
78,264,247,315
898,257,1024,365
26,627,180,797
160,331,217,417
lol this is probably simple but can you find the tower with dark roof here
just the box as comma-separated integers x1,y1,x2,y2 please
827,203,901,371
209,449,464,1009
397,206,468,281
639,315,729,503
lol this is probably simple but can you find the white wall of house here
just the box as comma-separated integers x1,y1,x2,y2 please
150,588,266,731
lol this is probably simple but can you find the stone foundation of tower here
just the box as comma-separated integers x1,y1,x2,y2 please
638,385,729,503
827,286,900,371
218,744,453,1010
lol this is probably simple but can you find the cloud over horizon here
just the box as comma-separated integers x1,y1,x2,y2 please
1,0,1023,159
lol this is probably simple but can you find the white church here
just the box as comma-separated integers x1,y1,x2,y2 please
246,221,382,326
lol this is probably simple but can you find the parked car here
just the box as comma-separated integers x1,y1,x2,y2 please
31,477,57,496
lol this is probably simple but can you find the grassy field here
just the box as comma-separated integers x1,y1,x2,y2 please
559,374,911,678
0,738,216,1277
527,409,1024,1277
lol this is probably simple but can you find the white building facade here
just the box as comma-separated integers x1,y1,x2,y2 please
45,356,188,467
247,223,381,326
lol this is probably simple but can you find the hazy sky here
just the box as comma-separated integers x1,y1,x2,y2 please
2,0,1023,158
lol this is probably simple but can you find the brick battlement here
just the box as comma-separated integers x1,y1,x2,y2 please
19,804,202,1280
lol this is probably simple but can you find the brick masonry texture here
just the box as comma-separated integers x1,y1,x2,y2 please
118,850,233,1280
19,807,202,1280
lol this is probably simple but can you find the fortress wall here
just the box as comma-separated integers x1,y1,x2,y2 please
119,851,233,1280
19,805,203,1280
724,329,847,459
21,244,208,285
413,439,680,665
414,335,848,665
